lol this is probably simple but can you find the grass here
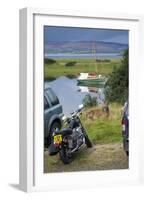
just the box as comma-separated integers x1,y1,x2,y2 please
44,58,121,80
80,103,122,144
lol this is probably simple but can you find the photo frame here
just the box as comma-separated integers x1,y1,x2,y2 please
19,8,144,192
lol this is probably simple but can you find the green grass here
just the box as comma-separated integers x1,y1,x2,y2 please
80,103,122,144
44,58,121,80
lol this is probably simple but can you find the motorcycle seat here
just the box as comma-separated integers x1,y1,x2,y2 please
55,128,73,136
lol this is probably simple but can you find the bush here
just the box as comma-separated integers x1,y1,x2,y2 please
65,61,77,66
44,58,56,64
83,94,98,108
96,59,111,63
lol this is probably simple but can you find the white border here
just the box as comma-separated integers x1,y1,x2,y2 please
19,8,144,192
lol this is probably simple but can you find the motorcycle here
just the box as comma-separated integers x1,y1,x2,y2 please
48,104,92,164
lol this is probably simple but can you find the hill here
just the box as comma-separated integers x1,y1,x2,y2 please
44,41,128,54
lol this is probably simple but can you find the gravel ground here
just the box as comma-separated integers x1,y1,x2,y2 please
44,142,128,173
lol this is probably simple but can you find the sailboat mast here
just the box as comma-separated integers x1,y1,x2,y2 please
92,41,98,73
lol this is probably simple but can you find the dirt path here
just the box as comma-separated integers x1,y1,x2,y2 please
44,142,128,173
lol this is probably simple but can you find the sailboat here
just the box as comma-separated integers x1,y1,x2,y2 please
77,42,107,86
77,72,106,86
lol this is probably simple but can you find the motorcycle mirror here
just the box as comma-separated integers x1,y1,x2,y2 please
78,104,84,109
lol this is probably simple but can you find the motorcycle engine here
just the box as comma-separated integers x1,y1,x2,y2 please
69,127,83,149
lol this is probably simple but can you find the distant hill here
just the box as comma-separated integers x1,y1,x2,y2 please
44,41,128,54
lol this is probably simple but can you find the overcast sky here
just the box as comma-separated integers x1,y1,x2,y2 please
44,26,128,44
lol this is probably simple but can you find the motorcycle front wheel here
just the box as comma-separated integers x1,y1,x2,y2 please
59,146,74,164
85,135,92,148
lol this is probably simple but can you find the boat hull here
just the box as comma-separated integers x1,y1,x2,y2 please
77,78,106,87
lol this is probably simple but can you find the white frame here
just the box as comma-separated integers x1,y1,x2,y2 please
19,8,144,192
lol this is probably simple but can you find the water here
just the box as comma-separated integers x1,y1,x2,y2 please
44,53,122,59
45,76,105,116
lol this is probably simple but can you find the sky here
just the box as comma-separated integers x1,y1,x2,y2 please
44,26,128,44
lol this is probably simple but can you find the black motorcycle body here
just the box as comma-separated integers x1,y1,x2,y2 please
49,107,92,164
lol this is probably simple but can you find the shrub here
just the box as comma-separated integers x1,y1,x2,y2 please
83,94,98,108
105,49,128,104
44,58,56,64
96,59,111,63
65,61,77,66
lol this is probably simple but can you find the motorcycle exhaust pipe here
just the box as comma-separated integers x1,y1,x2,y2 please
70,143,85,153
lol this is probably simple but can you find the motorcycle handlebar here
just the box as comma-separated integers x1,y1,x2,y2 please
71,108,82,117
71,104,83,115
62,106,83,123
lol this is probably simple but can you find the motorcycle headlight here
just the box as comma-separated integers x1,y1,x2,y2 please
62,115,67,122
